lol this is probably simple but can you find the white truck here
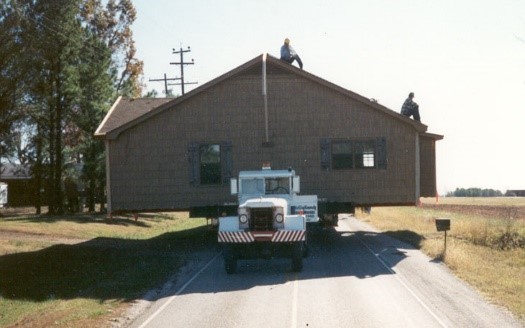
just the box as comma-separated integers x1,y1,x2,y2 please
218,166,318,273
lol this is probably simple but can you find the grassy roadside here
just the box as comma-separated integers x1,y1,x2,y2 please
0,212,211,327
355,197,525,323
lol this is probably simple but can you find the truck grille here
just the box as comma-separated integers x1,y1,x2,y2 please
250,208,274,231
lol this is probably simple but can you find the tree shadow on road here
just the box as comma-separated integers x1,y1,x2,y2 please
382,230,425,249
171,225,424,297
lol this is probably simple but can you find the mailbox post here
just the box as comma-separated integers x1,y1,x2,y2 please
435,218,451,254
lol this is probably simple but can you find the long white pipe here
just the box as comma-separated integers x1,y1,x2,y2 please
262,53,269,143
105,140,112,214
415,132,421,203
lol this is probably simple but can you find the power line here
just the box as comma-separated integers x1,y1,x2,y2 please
170,46,198,95
148,74,180,97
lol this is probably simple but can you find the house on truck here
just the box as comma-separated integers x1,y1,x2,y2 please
94,54,443,218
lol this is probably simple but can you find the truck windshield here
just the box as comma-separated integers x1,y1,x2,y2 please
265,177,290,195
241,178,264,195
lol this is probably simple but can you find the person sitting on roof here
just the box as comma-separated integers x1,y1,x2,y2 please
280,38,303,70
401,92,421,122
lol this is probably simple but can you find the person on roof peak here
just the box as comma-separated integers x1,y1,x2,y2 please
401,92,421,122
280,38,303,70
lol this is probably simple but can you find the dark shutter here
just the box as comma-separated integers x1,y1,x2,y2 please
222,141,233,184
187,142,200,185
320,138,331,171
376,137,387,169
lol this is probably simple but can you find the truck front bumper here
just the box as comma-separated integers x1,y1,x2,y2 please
218,230,305,243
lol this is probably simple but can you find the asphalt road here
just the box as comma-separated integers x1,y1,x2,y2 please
126,215,523,328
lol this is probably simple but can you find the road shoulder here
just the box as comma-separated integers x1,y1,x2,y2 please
341,214,523,328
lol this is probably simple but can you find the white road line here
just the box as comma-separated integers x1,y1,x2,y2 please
290,274,299,328
356,235,448,328
138,253,220,328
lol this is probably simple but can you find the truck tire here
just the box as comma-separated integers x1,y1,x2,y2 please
292,242,303,272
303,241,309,258
223,245,237,274
332,214,339,226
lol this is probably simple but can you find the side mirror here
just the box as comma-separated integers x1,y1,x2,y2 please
293,176,300,193
230,178,238,195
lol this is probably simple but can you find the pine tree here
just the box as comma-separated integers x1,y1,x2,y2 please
24,0,84,214
81,0,144,97
74,31,113,212
0,1,24,167
2,0,143,214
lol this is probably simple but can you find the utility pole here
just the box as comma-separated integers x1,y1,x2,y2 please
149,74,181,97
170,46,198,95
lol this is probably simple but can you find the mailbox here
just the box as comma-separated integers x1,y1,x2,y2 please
435,218,450,232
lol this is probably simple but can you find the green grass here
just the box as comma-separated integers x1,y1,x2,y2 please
0,212,198,241
0,212,210,327
356,199,525,323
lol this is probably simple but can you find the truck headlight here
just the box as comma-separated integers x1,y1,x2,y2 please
275,213,283,223
239,214,248,224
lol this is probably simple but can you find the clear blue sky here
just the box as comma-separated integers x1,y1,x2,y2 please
132,0,525,194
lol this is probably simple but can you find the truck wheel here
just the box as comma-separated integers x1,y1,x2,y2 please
332,214,339,226
223,245,237,274
302,241,309,258
292,242,303,272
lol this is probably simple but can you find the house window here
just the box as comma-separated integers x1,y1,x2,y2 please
188,141,233,186
199,144,221,185
355,141,376,168
362,151,375,168
332,142,354,169
333,141,375,169
321,138,386,170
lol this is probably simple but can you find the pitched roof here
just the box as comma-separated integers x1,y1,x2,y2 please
94,96,173,138
95,54,438,140
0,163,32,180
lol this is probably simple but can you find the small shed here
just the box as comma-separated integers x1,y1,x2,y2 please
0,163,34,207
95,54,443,217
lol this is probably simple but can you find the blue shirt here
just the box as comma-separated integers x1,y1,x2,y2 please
280,44,297,60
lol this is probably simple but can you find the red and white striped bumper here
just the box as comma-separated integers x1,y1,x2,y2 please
272,230,305,242
218,230,305,243
218,231,255,243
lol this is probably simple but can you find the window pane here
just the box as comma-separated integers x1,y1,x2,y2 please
332,142,352,154
355,141,375,168
200,144,221,185
241,178,264,194
265,177,290,194
362,151,375,167
332,154,353,169
332,142,353,169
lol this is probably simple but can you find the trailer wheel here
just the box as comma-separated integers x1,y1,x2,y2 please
292,242,303,272
332,214,339,226
223,245,237,274
302,241,309,258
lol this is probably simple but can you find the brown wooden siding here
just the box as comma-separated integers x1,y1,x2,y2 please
108,70,428,211
420,136,438,197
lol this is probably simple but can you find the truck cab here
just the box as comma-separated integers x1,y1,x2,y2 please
218,167,318,273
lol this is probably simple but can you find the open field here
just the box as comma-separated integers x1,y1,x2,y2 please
421,197,525,221
0,210,211,327
423,196,525,207
355,197,525,323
